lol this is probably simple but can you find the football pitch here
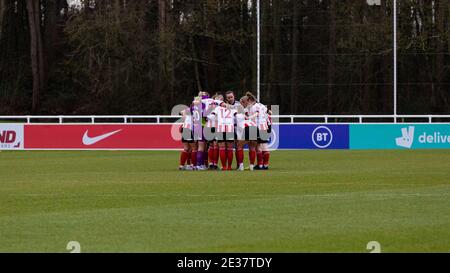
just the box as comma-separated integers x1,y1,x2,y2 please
0,150,449,253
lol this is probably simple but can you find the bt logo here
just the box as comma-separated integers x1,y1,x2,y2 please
312,126,333,149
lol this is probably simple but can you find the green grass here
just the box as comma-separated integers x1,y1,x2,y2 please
0,150,449,253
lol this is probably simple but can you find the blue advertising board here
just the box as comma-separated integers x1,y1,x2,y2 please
272,124,349,150
267,124,450,150
350,124,450,150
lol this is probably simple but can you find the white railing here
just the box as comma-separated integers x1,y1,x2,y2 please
1,115,450,124
275,115,450,124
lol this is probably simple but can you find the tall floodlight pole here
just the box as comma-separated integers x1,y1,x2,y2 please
393,0,397,118
257,0,261,102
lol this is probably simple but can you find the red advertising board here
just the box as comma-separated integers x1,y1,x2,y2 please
24,124,182,149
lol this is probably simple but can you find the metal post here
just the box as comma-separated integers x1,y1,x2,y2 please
256,0,261,102
393,0,397,117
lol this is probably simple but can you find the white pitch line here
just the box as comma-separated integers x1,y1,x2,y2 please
5,192,450,199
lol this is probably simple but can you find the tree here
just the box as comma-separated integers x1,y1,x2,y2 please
156,0,176,111
0,0,31,113
0,0,4,40
0,0,448,115
327,0,336,114
26,0,46,113
44,0,68,73
434,0,449,112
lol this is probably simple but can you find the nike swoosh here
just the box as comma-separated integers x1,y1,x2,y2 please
82,129,122,146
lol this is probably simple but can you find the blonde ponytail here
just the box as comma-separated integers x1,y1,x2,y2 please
245,92,256,102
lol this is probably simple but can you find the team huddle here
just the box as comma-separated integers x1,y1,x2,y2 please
179,91,272,171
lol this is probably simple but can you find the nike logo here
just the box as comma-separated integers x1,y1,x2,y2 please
82,129,122,146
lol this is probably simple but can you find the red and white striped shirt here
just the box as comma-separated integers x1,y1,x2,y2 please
181,109,192,129
236,113,256,129
257,103,269,130
205,100,225,128
206,113,216,128
248,103,269,130
213,106,236,133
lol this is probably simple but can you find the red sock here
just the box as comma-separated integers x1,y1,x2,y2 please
263,151,270,166
237,149,244,164
235,149,239,167
249,150,256,165
180,151,189,166
257,152,263,166
213,147,219,165
219,148,227,169
227,149,234,169
208,148,214,165
187,152,191,165
191,151,197,166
